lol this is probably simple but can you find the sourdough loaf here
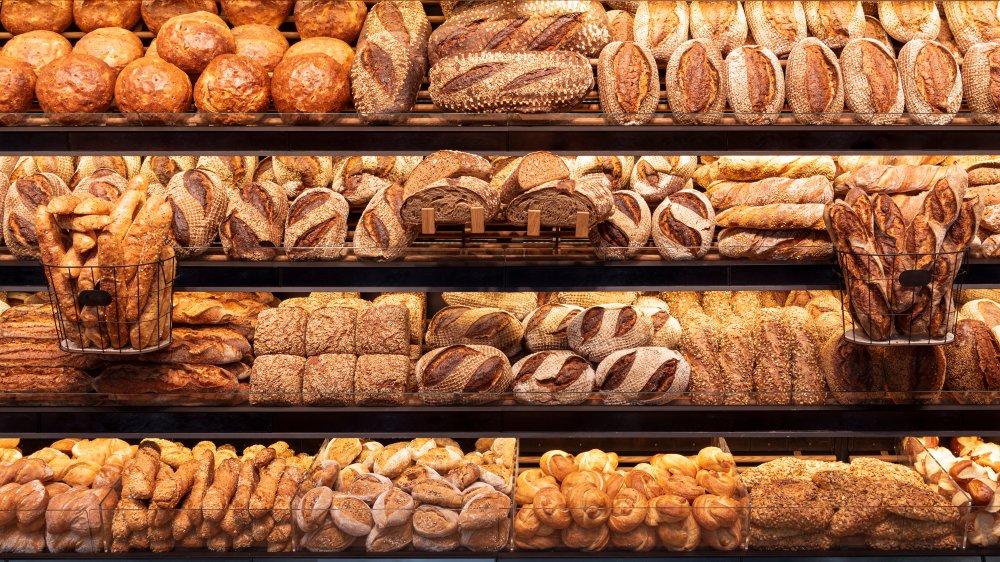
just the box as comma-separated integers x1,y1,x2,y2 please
840,38,904,125
425,305,524,356
751,308,793,405
877,1,939,42
898,39,962,125
400,177,500,226
785,37,844,125
195,156,257,192
494,152,573,209
706,175,834,210
943,1,1000,54
597,41,659,126
271,156,335,193
506,177,615,228
333,156,421,206
962,42,1000,125
9,156,75,185
651,190,715,260
597,346,690,405
71,169,128,203
417,344,512,405
944,319,1000,404
863,15,895,56
803,1,864,49
163,168,226,257
718,228,833,260
354,183,418,262
634,0,689,63
745,0,807,56
689,1,747,55
573,156,634,190
220,180,288,261
557,291,637,307
3,173,70,259
629,156,697,204
96,362,240,405
679,312,723,405
138,156,196,188
694,156,837,186
607,10,634,42
634,296,682,348
665,38,727,125
716,203,827,230
567,304,652,363
442,292,541,320
283,188,349,261
725,45,784,125
589,190,651,261
522,303,583,352
512,350,595,405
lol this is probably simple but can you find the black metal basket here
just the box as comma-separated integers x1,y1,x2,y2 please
834,249,966,346
42,255,176,354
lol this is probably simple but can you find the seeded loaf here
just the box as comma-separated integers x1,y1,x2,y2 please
283,188,350,261
355,353,410,405
373,292,425,345
219,180,288,261
597,41,659,126
633,0,689,63
962,42,1000,125
898,39,962,126
354,183,419,262
745,0,807,56
803,1,864,49
522,303,583,352
785,38,844,125
863,15,894,55
356,303,410,355
878,1,939,42
425,305,524,356
665,38,727,125
589,190,651,261
573,156,634,190
333,156,422,206
305,306,356,356
679,312,723,405
250,354,305,406
943,1,1000,54
442,292,541,320
303,353,355,406
841,38,904,126
607,9,634,42
557,291,638,307
254,307,307,357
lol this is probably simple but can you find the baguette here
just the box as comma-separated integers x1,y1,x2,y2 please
689,1,747,55
716,203,826,230
877,1,939,42
694,156,837,186
803,1,864,49
706,176,833,210
724,45,784,125
122,195,173,333
962,42,1000,125
840,38,904,125
665,39,727,124
633,0,689,63
428,51,594,113
898,39,962,125
745,0,806,56
717,228,832,260
785,37,844,125
597,41,659,126
942,1,1000,54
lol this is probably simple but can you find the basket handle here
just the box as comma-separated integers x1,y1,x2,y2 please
898,269,933,288
77,289,113,307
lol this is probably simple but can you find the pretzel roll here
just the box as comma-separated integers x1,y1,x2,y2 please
141,0,217,34
116,58,192,124
194,54,271,125
221,0,293,27
804,1,864,49
36,53,115,125
164,168,227,257
878,1,939,42
417,344,513,405
512,350,595,406
284,188,349,261
425,305,524,356
157,11,235,74
785,37,844,125
745,0,806,56
898,38,961,125
0,56,36,126
294,0,367,43
689,1,747,55
232,24,289,72
568,304,653,363
630,156,697,205
725,45,784,125
665,39,727,125
589,190,651,261
840,38,904,125
1,0,72,34
1,31,72,74
596,346,691,405
74,0,142,31
633,0,689,63
651,189,715,260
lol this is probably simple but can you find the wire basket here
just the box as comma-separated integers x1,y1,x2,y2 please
834,249,966,346
42,256,176,354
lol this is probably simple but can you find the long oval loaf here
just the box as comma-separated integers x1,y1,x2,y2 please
417,344,512,405
505,177,614,228
665,38,728,125
717,228,833,260
943,1,1000,54
725,45,784,125
745,0,807,56
597,41,659,126
706,175,834,210
164,168,227,258
863,15,895,56
428,51,594,113
785,37,844,125
898,39,962,125
689,1,747,55
877,1,939,42
715,203,827,230
512,350,595,406
840,38,904,126
803,1,864,49
633,0,689,63
964,42,1000,125
424,305,524,356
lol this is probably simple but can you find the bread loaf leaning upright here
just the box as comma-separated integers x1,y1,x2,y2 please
597,346,691,405
898,39,962,125
163,168,227,257
597,41,659,126
589,190,651,261
745,0,807,56
943,1,1000,54
512,350,595,406
3,173,70,259
962,42,1000,125
651,190,715,260
417,344,512,405
725,45,784,125
665,38,727,125
219,180,289,261
354,183,418,262
351,1,431,121
283,188,349,261
785,37,844,125
803,1,864,49
633,0,689,63
629,156,697,204
689,1,747,55
840,38,904,125
877,1,939,42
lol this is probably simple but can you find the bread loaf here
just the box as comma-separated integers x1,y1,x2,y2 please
400,177,500,226
634,0,689,63
403,150,491,193
785,38,844,125
1,30,72,75
803,1,863,49
333,156,421,206
0,366,92,404
597,41,659,126
304,306,356,356
943,1,1000,54
0,55,36,125
96,362,240,405
74,27,144,76
835,164,951,194
417,345,512,405
171,293,269,326
665,39,727,124
195,156,258,194
725,45,785,125
878,1,939,42
138,156,195,188
716,316,755,404
425,306,524,356
863,14,895,55
442,292,541,320
71,156,139,189
220,181,289,261
791,305,831,405
633,296,682,348
522,304,583,352
557,291,637,307
249,354,304,406
573,156,634,190
745,0,807,56
512,350,595,405
718,228,833,260
840,38,904,125
162,169,226,258
651,190,715,260
9,156,75,185
284,188,349,261
899,39,962,125
944,319,1000,404
629,156,696,205
354,183,418,262
716,203,826,230
3,173,70,259
74,0,143,32
597,346,690,405
493,152,573,209
506,177,614,228
128,326,250,365
962,42,1000,125
695,156,837,186
679,312,723,405
254,307,307,356
428,51,594,113
707,175,833,210
568,305,652,363
351,1,431,120
607,10,634,42
689,1,747,55
1,0,72,34
302,353,355,406
354,353,409,406
873,345,947,403
589,190,651,261
233,24,288,72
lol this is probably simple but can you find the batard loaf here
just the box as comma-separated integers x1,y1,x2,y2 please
506,177,614,228
834,164,952,194
589,190,651,261
679,312,723,405
629,156,696,205
899,39,962,125
717,228,833,260
573,156,634,190
417,344,512,405
283,188,349,261
567,304,653,363
943,1,1000,54
651,190,715,260
219,180,288,261
665,38,727,125
0,366,92,405
944,319,1000,404
95,363,240,405
512,350,595,405
725,45,785,125
522,303,583,352
424,305,524,357
354,183,418,262
597,41,659,126
962,42,1000,125
607,10,634,42
3,173,70,259
715,203,827,230
633,0,689,63
689,1,747,55
118,326,251,365
428,51,594,113
785,37,844,125
745,0,807,56
706,175,834,210
442,292,541,320
694,156,837,186
596,346,690,405
840,38,904,125
163,169,226,257
878,1,939,42
803,1,863,49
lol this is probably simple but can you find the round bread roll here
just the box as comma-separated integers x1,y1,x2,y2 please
232,23,289,72
157,11,236,74
194,54,270,125
115,57,192,123
272,52,351,123
512,350,596,405
0,31,72,74
596,347,691,405
568,304,653,363
36,53,116,124
73,0,142,32
283,37,354,71
1,0,73,34
221,0,293,27
0,56,37,125
73,27,145,76
416,344,513,405
141,0,218,34
294,0,367,43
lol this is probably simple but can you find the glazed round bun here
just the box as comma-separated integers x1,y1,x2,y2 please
293,0,367,43
272,52,351,122
0,56,38,125
0,31,73,74
36,53,116,124
232,24,289,72
73,27,145,76
220,0,293,27
157,11,236,74
194,54,270,125
73,0,142,32
1,0,74,34
282,37,354,73
141,0,218,35
115,57,192,122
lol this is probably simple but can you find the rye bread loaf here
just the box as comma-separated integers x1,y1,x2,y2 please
403,151,491,193
878,1,939,42
567,304,653,363
943,1,1000,54
303,353,355,406
354,183,419,262
665,38,727,125
633,0,689,63
374,292,425,345
651,189,715,260
522,303,583,352
785,37,844,125
572,156,634,190
333,156,422,206
219,180,288,261
898,39,962,125
163,168,227,257
840,38,904,125
305,306,357,356
803,1,863,49
679,312,723,405
283,188,349,261
417,344,512,405
355,353,410,406
706,175,834,210
428,51,594,113
863,15,895,56
597,41,659,126
351,1,431,120
689,1,747,55
400,176,500,226
962,42,1000,125
629,156,697,205
596,346,691,405
607,9,634,42
694,156,837,186
745,0,807,56
494,151,573,209
589,190,651,261
356,303,411,355
512,350,595,405
725,45,784,125
254,307,307,356
424,305,524,356
505,177,615,228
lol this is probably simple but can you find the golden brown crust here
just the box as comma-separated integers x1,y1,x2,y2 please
272,53,351,119
157,11,235,74
193,54,271,125
232,24,289,72
294,0,368,43
35,53,116,124
73,27,145,76
1,0,73,34
0,30,72,74
115,57,192,120
220,0,293,27
73,0,142,32
141,0,217,35
0,56,36,125
95,363,240,405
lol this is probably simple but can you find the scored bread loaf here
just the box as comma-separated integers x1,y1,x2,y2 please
270,156,335,193
834,164,951,194
131,326,250,365
219,180,288,261
863,14,895,55
785,37,844,125
633,0,689,63
522,303,583,352
706,175,833,210
943,1,1000,54
899,39,962,125
163,169,227,258
428,51,594,113
332,156,422,206
400,176,500,226
557,291,637,307
962,42,1000,125
351,1,431,120
634,296,682,348
597,41,659,126
752,308,793,405
665,39,727,125
72,169,128,202
568,304,653,363
607,10,634,42
745,0,807,56
424,305,524,356
354,183,419,262
589,190,651,261
725,45,784,125
679,312,723,405
629,156,697,205
283,188,349,261
573,156,634,190
195,156,257,192
512,350,595,405
70,156,141,188
138,156,196,188
944,319,1000,404
717,228,833,260
689,1,747,55
596,346,691,405
3,173,70,258
651,190,715,260
840,38,904,125
694,156,837,186
506,177,614,228
803,1,863,49
442,292,541,320
716,203,826,230
417,344,512,405
9,156,74,184
877,1,939,42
